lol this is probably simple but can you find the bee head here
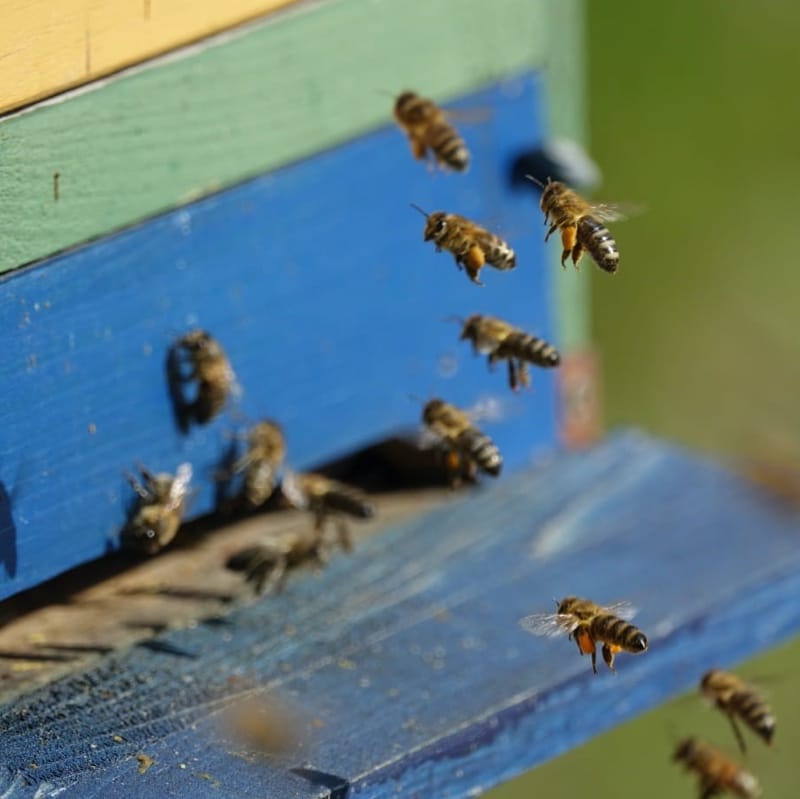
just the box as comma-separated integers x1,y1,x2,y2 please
458,314,481,342
672,737,697,763
121,521,160,555
699,669,720,693
556,595,578,614
423,212,447,242
395,90,420,116
422,397,445,425
179,329,213,353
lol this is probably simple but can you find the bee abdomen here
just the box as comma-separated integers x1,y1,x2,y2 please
485,239,516,271
193,384,228,424
577,216,619,273
732,692,776,743
592,615,648,652
457,429,502,476
323,489,375,520
502,332,560,367
428,123,469,171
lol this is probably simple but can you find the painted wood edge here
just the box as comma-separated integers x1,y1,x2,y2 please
0,0,303,115
0,0,551,273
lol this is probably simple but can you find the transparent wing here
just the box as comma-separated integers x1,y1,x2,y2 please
519,612,578,638
464,393,523,425
598,601,638,620
588,202,645,223
417,425,443,450
166,463,193,510
281,469,309,510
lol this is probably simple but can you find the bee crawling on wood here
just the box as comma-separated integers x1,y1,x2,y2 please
421,397,502,487
393,90,470,172
167,329,239,429
520,596,648,674
121,462,192,555
219,419,286,512
700,669,776,754
673,737,762,799
412,204,516,286
529,175,626,274
455,313,560,392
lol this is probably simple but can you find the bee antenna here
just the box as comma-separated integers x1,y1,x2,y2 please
442,314,465,326
524,174,546,189
407,393,425,405
376,88,396,98
409,203,430,219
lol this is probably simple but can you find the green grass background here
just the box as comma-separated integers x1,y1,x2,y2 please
490,1,800,796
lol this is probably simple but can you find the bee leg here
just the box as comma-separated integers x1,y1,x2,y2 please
727,712,748,755
699,778,720,799
410,138,426,162
570,241,585,270
124,471,151,501
544,222,559,242
559,225,577,268
590,648,598,674
507,360,519,392
335,517,353,553
518,362,531,390
463,246,485,286
443,450,462,489
601,643,616,672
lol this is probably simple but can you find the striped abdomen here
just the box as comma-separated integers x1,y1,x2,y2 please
577,215,619,274
481,234,516,271
498,332,560,367
589,614,648,652
427,122,469,171
729,690,776,745
321,487,375,519
456,428,502,477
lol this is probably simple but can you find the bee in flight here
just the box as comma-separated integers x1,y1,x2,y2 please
699,668,776,754
421,397,502,487
672,737,762,799
528,175,624,274
121,462,193,554
167,329,239,429
412,205,516,286
520,596,648,674
393,90,469,172
226,419,286,511
456,314,560,392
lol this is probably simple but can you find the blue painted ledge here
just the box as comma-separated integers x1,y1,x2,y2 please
1,431,799,798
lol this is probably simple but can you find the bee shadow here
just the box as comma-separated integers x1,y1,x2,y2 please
0,483,18,579
165,345,195,435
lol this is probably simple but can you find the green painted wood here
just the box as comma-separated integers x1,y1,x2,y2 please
0,0,554,274
544,0,591,351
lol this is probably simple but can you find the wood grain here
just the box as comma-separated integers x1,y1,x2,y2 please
0,0,554,273
0,0,301,115
1,432,799,798
0,75,558,602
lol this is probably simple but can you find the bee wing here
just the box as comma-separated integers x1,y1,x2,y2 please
444,106,491,125
464,394,523,425
519,612,579,638
588,202,645,223
166,463,193,510
417,424,444,450
599,601,638,620
281,469,310,510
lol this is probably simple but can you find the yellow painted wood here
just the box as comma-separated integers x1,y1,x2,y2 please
0,0,300,115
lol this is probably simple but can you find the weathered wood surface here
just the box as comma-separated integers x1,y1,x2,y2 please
0,74,558,601
1,432,799,798
0,0,300,115
0,0,571,273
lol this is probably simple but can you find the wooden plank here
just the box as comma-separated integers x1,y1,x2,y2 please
1,432,799,798
0,0,551,273
0,75,558,602
0,0,300,115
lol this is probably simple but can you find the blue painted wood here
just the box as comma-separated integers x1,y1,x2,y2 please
1,432,799,798
0,73,554,600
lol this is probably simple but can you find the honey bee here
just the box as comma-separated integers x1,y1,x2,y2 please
412,205,516,286
168,329,239,427
700,669,776,753
528,175,623,274
673,738,762,799
393,91,469,172
520,596,648,673
421,398,502,486
229,420,286,510
457,314,560,391
226,475,368,594
282,471,375,552
121,462,192,554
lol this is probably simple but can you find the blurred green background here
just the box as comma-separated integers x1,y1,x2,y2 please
491,1,800,796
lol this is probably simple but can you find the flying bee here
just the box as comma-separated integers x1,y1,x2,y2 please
282,471,375,552
673,738,762,799
121,462,192,555
393,91,469,172
528,175,624,274
168,329,239,428
700,669,776,754
226,475,369,594
412,205,516,286
228,420,286,510
520,596,648,674
421,397,502,487
456,314,560,392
